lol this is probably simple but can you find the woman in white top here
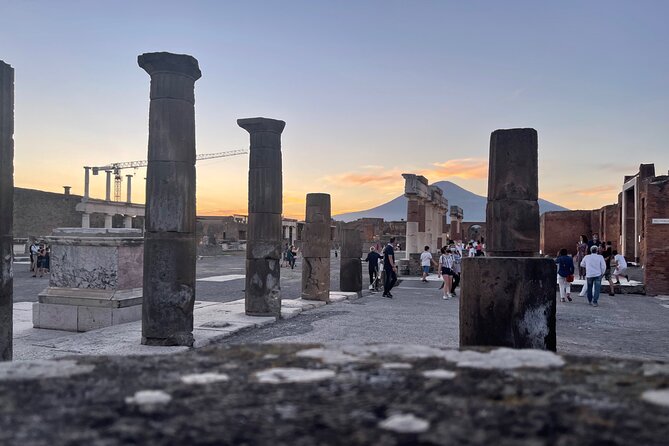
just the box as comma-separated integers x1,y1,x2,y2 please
438,246,455,300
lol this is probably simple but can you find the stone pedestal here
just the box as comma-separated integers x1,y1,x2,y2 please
0,61,13,361
239,117,285,317
139,52,200,346
33,228,144,332
340,229,362,293
459,257,557,350
301,193,331,302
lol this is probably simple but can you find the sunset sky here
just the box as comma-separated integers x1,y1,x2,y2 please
1,1,668,219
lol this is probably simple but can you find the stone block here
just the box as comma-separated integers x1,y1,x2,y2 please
78,306,113,332
340,229,362,259
305,193,331,221
487,128,538,201
301,224,331,258
486,199,540,256
32,303,78,332
459,257,556,351
340,258,362,292
111,305,143,326
301,257,330,302
145,161,196,233
117,246,144,289
248,167,282,214
147,100,196,163
245,258,281,317
142,235,196,346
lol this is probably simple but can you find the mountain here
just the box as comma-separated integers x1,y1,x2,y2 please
333,181,568,222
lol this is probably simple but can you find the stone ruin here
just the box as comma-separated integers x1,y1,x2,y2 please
301,193,331,302
0,60,13,361
460,128,557,351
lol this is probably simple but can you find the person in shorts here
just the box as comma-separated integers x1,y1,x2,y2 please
438,246,455,299
420,246,436,282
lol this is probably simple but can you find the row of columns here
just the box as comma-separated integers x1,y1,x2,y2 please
83,167,133,203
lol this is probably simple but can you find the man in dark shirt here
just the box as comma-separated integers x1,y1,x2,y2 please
364,246,382,291
382,237,398,298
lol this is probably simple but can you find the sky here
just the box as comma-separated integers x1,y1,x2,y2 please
1,0,668,219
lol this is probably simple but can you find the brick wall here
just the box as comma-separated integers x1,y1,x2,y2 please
540,210,592,256
640,176,669,295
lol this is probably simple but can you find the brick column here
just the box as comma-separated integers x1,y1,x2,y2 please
301,193,331,302
0,61,14,361
139,52,201,346
239,117,285,317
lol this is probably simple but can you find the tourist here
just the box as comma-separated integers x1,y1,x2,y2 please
580,245,607,306
36,244,46,278
467,242,476,258
290,245,298,269
555,248,574,302
602,241,614,296
611,250,629,284
30,240,39,276
364,246,382,291
284,245,293,268
438,246,455,300
450,246,462,296
420,245,436,282
382,237,398,298
575,235,588,279
589,233,601,248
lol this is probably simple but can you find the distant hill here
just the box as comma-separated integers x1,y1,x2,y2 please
333,181,568,222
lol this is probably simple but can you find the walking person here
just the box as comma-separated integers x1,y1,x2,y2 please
602,241,615,296
580,245,607,307
30,240,40,276
382,237,398,298
289,245,298,269
438,246,455,300
420,246,435,282
449,246,462,296
611,250,629,284
555,248,574,302
364,246,382,291
575,235,588,280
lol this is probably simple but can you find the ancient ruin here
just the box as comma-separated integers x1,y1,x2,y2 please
0,61,13,361
460,128,556,351
340,228,362,293
33,228,143,332
449,206,463,241
139,52,201,346
239,117,286,317
301,193,331,302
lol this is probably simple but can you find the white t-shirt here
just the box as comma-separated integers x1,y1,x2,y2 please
420,251,433,267
614,254,627,270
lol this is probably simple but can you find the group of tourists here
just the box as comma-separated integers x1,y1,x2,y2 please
555,234,629,306
419,242,467,300
364,237,399,298
29,241,50,278
282,244,298,269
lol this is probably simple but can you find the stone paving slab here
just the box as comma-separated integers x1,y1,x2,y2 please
12,291,367,360
0,343,667,445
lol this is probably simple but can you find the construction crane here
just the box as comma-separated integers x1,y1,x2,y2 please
90,149,248,202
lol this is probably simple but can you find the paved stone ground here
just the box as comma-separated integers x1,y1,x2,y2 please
1,343,668,445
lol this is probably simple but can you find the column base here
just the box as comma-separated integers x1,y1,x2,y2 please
142,334,194,347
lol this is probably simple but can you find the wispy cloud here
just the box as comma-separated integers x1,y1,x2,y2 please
571,185,618,197
424,158,488,180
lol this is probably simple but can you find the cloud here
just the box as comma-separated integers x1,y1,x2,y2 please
424,158,488,180
571,185,618,197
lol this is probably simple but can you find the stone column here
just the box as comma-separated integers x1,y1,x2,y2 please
139,52,201,346
405,197,419,259
81,213,91,228
301,193,331,302
105,170,112,201
450,206,463,241
460,128,556,351
0,61,14,361
83,167,91,201
126,175,132,203
238,117,285,317
416,199,426,250
124,216,133,228
104,214,113,229
340,228,362,292
424,199,434,249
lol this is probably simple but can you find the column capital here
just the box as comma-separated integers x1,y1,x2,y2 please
138,52,202,80
237,117,286,135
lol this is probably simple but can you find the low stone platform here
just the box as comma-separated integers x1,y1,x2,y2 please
0,344,667,445
568,278,645,295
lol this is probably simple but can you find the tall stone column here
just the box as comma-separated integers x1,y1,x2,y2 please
239,117,285,317
424,199,434,249
83,167,91,201
81,213,91,228
450,206,463,241
105,170,112,201
104,214,113,229
0,61,14,361
124,216,133,228
405,197,419,259
416,199,426,249
301,193,331,302
139,52,201,346
460,128,556,351
340,228,362,292
126,175,132,203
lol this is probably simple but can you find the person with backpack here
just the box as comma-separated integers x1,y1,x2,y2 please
555,248,575,302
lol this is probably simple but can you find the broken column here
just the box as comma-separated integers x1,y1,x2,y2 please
139,52,201,346
239,117,285,317
450,206,463,241
460,128,556,351
301,193,331,302
0,61,14,361
402,173,427,258
340,228,362,293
